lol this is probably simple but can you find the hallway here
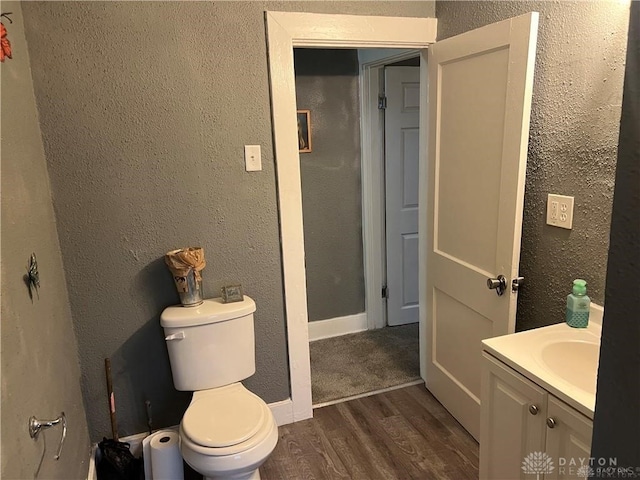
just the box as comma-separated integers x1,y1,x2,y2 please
310,324,420,405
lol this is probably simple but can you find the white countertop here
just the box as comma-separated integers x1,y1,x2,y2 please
482,309,602,420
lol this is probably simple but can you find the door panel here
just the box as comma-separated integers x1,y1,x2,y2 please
436,48,508,272
423,13,539,440
434,288,493,401
402,234,419,306
385,66,420,326
402,129,420,207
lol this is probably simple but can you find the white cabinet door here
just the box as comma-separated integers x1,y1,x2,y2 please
480,353,547,480
545,396,593,480
424,12,539,439
481,353,594,480
385,66,421,326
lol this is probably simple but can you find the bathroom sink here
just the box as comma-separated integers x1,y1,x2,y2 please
483,309,604,418
539,340,600,395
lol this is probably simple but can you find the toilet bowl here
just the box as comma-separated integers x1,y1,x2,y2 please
178,383,278,480
161,297,278,480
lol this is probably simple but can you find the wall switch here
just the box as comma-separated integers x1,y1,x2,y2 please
244,145,262,172
546,194,574,229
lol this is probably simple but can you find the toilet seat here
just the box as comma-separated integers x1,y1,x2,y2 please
180,383,275,457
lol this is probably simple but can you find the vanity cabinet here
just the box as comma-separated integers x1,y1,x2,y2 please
480,353,593,480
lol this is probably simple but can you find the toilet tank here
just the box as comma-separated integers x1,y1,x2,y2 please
160,296,256,391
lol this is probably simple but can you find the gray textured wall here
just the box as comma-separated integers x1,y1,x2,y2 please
436,1,630,331
0,2,91,477
21,1,435,441
591,2,640,471
295,49,365,322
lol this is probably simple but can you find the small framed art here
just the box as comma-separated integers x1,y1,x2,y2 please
297,110,312,153
221,284,244,303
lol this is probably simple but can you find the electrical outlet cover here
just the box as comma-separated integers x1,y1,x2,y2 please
546,194,574,229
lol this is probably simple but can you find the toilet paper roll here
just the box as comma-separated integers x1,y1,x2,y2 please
149,430,184,480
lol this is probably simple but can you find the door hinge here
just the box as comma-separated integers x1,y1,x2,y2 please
378,94,387,110
382,285,389,299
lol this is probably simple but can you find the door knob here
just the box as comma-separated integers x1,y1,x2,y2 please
546,417,557,429
487,275,507,296
512,276,525,292
529,404,539,415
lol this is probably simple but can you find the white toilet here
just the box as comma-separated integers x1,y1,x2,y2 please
161,296,278,480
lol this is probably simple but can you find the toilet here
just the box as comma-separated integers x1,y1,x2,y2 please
161,296,278,480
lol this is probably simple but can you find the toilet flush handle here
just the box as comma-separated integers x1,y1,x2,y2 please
165,332,185,341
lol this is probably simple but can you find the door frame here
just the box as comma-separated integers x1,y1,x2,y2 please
360,50,421,331
265,11,437,423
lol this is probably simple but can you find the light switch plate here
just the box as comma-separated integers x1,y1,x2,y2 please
244,145,262,172
546,194,574,229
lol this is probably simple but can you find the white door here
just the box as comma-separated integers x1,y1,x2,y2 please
385,66,420,327
422,13,539,440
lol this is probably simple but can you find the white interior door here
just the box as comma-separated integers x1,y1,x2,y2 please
422,12,539,440
385,66,420,327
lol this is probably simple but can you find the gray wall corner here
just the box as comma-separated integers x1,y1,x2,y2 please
1,1,91,477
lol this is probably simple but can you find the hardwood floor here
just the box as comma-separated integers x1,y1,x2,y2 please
260,385,479,480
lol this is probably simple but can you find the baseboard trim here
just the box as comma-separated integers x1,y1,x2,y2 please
312,379,424,409
308,312,368,341
268,398,295,426
86,398,295,479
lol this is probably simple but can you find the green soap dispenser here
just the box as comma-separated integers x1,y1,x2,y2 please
566,279,590,328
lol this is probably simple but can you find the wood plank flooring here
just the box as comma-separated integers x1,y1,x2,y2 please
260,385,479,480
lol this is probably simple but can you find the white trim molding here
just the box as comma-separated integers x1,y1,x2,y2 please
265,10,437,424
267,398,296,426
308,313,368,341
313,379,424,409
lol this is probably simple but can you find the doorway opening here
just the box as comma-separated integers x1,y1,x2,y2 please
292,47,423,407
265,11,437,425
267,10,536,442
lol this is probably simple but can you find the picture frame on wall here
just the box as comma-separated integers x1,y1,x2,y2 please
297,110,312,153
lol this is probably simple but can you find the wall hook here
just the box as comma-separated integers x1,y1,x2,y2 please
24,252,40,300
0,12,13,24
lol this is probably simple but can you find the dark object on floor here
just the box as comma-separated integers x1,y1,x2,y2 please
97,438,143,480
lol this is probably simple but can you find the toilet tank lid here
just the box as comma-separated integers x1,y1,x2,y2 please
161,296,256,328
